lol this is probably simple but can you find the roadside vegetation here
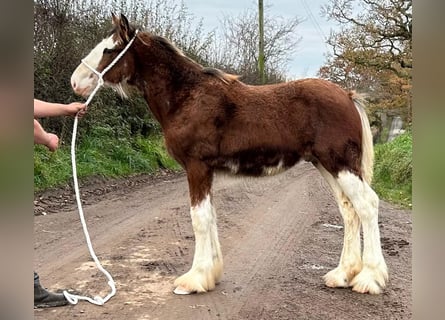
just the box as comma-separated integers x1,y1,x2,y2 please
34,131,180,192
373,131,412,208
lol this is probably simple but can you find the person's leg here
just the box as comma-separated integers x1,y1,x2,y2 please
34,271,68,308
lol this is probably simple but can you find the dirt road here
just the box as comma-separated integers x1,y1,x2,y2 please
34,163,411,319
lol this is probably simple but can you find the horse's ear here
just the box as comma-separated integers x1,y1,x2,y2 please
120,14,129,27
111,12,118,26
117,13,134,43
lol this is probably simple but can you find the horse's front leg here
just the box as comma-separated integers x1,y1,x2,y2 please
174,161,223,294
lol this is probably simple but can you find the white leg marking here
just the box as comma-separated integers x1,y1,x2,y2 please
337,171,388,294
174,195,223,294
317,165,362,288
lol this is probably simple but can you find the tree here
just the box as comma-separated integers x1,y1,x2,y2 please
319,0,412,125
212,6,301,84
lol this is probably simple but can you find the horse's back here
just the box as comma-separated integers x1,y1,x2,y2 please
220,78,361,148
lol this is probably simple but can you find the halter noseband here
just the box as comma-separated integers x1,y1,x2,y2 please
81,29,139,106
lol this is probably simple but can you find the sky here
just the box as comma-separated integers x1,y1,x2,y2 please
184,0,340,79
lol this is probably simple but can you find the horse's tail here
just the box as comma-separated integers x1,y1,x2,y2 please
351,92,374,184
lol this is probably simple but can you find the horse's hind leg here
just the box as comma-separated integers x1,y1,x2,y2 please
316,164,362,288
336,170,388,294
173,161,223,295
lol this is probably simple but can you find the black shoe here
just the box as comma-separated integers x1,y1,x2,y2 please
34,283,68,308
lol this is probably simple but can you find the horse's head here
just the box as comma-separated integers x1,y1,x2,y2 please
71,13,137,98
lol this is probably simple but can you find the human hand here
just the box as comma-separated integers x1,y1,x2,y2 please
66,102,87,117
41,133,60,152
34,119,60,151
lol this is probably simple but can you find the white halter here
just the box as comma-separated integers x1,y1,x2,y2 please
81,29,139,106
64,30,138,306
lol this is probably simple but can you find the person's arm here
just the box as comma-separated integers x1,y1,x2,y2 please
34,99,86,118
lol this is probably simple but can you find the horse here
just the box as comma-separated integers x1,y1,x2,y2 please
71,13,388,295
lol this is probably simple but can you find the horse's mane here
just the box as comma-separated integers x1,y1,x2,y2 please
202,68,240,84
140,33,239,84
151,35,188,59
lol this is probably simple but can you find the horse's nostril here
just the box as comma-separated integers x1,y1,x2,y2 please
72,81,77,90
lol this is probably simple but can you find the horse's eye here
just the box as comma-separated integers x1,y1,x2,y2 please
103,48,115,54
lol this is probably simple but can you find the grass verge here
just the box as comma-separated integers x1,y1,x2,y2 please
34,132,180,192
373,131,412,208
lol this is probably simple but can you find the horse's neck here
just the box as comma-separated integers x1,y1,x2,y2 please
135,53,200,127
140,76,171,126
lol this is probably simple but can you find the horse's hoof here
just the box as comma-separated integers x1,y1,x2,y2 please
323,265,360,288
350,265,388,294
173,286,195,295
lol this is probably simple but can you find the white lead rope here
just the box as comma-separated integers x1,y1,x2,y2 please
64,30,139,306
64,113,116,306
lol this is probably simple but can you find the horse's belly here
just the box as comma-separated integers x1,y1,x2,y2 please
213,148,301,177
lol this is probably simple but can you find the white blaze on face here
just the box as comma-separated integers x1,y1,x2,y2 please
71,35,117,97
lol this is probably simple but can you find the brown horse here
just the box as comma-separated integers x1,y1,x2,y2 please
71,14,388,295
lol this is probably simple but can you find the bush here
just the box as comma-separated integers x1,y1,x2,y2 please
373,131,412,207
